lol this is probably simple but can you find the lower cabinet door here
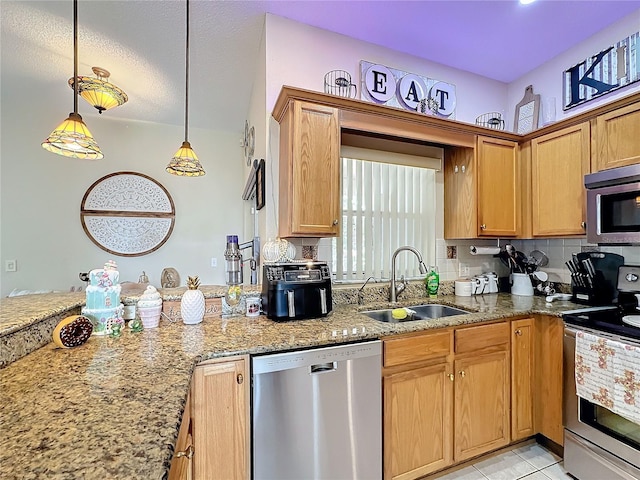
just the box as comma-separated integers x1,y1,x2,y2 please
384,362,453,480
191,357,249,480
454,351,510,462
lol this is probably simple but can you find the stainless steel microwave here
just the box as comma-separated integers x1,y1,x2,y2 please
585,163,640,245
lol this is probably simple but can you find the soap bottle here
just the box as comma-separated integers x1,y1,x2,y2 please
426,265,440,298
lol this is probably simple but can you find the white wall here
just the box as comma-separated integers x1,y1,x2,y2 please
508,9,640,129
1,73,245,296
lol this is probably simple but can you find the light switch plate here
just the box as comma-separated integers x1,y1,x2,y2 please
5,260,17,272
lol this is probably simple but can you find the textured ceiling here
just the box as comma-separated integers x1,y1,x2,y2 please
2,1,639,133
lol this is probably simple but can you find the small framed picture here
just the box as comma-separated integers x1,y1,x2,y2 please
256,159,265,210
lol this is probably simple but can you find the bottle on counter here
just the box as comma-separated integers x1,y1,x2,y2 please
426,265,440,298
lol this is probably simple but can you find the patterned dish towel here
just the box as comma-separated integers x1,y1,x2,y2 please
575,330,640,425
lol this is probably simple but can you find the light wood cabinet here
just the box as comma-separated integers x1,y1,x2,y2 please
511,318,535,441
476,136,519,237
169,392,194,480
383,330,453,480
444,138,519,239
534,315,564,446
444,147,476,239
190,356,250,480
278,99,340,237
531,123,590,236
453,322,511,462
592,102,640,171
384,361,453,480
383,322,510,479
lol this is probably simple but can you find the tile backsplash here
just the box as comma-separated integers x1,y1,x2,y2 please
289,237,640,285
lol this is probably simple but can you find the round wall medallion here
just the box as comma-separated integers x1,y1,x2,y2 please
80,171,175,257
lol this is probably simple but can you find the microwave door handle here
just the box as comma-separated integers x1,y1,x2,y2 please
319,288,327,314
286,290,296,318
596,194,602,234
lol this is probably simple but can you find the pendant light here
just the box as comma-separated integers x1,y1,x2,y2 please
69,66,128,114
166,0,205,176
42,0,103,160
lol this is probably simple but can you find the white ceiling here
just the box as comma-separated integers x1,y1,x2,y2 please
2,1,639,133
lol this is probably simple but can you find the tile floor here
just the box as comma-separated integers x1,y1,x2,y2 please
433,442,574,480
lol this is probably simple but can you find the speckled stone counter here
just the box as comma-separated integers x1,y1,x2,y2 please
0,289,584,480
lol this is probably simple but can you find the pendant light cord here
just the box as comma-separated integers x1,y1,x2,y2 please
73,0,79,114
184,0,190,143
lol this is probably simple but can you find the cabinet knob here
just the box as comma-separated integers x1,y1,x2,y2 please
332,219,339,226
176,445,194,459
515,329,522,336
459,370,466,378
480,224,486,230
581,221,586,229
237,373,244,384
448,373,455,382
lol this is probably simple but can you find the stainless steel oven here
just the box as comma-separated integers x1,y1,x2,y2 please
563,325,640,480
585,163,640,245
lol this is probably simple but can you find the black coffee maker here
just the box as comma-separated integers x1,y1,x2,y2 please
616,264,640,315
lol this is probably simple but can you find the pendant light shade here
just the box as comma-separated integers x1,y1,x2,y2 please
166,141,205,176
69,67,128,114
42,0,103,159
41,112,103,159
167,0,205,176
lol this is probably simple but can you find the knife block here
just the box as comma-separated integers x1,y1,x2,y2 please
571,252,624,306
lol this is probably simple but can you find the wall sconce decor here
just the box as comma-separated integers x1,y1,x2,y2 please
42,0,103,159
166,0,205,176
69,66,128,114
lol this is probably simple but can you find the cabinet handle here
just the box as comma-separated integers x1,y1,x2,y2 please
480,224,486,230
332,219,339,226
448,373,455,382
459,370,466,378
237,373,244,384
176,445,194,459
581,221,586,229
515,329,522,336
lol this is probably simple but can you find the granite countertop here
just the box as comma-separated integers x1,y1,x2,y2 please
0,291,583,480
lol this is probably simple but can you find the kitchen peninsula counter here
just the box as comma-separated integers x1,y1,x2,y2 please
0,292,582,480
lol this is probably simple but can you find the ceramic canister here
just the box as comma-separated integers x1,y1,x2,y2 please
455,279,473,297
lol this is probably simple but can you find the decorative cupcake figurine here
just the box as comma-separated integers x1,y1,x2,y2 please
137,285,163,328
181,276,205,324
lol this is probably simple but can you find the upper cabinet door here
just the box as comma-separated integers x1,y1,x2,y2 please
476,136,519,237
531,122,590,237
593,102,640,171
279,100,340,237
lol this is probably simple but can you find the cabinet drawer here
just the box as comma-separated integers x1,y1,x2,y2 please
384,330,451,367
455,322,509,354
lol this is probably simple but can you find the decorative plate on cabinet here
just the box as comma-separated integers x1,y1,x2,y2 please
80,171,175,257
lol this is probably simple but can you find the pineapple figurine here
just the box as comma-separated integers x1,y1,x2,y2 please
181,276,205,324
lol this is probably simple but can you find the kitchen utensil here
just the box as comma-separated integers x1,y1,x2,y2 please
529,250,549,268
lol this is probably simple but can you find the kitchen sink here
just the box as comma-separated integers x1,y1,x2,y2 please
362,304,470,323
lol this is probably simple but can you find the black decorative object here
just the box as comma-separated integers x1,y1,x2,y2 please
256,159,265,210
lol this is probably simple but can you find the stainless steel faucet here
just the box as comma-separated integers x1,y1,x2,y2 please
390,246,428,302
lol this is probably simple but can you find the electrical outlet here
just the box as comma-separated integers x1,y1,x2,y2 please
211,257,217,267
5,259,17,272
459,262,470,277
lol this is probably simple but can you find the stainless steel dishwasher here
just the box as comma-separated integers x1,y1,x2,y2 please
252,340,382,480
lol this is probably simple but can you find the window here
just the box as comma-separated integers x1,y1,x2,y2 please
332,153,438,282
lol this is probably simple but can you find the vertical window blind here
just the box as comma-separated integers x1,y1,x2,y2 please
332,156,436,282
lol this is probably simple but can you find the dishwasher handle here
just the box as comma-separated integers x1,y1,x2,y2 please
310,362,337,374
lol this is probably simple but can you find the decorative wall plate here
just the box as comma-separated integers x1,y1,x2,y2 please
80,172,175,257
